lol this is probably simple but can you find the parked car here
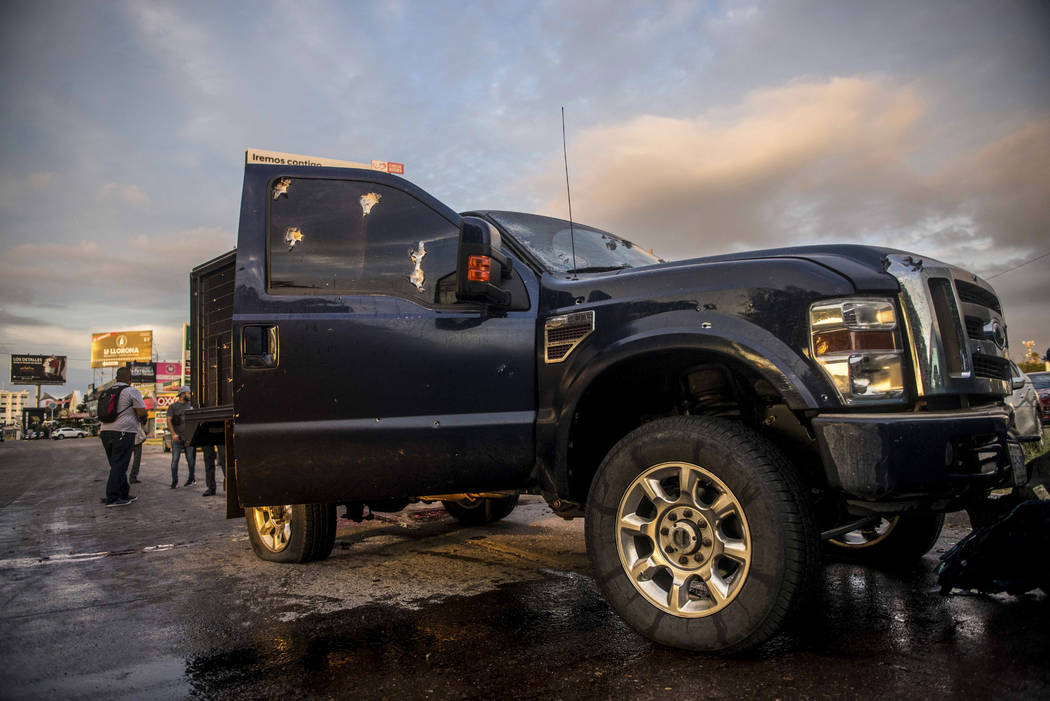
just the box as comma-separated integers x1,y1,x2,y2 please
1028,371,1050,425
1006,362,1043,440
52,427,88,439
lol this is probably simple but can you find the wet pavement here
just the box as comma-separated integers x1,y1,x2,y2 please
1,439,1047,699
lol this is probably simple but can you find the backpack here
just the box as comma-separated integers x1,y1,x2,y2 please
97,385,129,423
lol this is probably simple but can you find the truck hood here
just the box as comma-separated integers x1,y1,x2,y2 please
648,244,914,294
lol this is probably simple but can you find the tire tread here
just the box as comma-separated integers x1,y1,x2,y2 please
586,416,820,654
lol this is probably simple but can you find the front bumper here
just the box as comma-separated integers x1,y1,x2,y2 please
812,407,1021,501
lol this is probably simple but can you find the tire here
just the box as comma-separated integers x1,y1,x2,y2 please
245,503,337,563
824,512,945,567
56,435,64,440
585,416,819,654
442,494,519,524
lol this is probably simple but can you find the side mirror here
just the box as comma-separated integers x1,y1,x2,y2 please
456,217,513,307
1010,375,1025,391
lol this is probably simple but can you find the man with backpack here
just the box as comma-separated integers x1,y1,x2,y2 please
97,366,147,507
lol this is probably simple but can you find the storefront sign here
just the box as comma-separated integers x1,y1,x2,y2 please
129,361,156,384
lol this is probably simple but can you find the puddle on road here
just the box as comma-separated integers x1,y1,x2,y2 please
184,573,644,699
182,564,1050,699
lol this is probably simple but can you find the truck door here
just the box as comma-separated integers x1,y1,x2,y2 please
232,170,537,506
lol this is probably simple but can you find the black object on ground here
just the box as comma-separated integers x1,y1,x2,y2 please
937,500,1050,595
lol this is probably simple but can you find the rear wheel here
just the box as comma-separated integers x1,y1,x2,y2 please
586,417,819,654
825,512,945,566
246,503,336,563
442,495,519,524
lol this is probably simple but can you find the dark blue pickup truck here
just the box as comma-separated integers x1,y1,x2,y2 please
186,150,1029,653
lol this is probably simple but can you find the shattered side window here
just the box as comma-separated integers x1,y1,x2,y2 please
268,178,459,300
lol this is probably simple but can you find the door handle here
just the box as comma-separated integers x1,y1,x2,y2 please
242,324,278,369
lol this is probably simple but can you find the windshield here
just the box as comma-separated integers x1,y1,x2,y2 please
487,211,662,274
1029,372,1050,390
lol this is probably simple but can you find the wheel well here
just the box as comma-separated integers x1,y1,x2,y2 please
565,349,816,505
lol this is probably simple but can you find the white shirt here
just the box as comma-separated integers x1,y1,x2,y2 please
100,383,145,434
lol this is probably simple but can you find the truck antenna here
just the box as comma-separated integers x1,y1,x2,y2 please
561,106,578,279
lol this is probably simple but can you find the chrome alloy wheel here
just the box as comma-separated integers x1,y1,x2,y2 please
616,462,751,617
251,505,294,553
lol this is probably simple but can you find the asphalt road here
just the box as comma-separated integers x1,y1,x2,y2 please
0,439,1047,700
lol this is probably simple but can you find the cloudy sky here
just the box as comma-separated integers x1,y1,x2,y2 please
1,0,1048,394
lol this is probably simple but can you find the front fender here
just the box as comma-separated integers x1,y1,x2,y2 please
536,309,836,497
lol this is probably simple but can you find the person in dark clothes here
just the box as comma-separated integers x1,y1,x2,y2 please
167,386,196,488
128,415,147,484
201,444,226,496
99,367,147,506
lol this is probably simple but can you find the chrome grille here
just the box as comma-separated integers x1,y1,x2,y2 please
927,278,969,376
885,253,1010,397
956,280,1001,313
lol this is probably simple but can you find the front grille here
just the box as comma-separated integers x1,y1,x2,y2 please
964,316,984,339
972,354,1011,381
885,253,1011,396
928,278,968,375
956,280,1001,313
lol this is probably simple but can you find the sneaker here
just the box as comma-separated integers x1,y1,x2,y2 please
126,495,138,503
130,479,141,484
105,498,133,508
170,482,178,489
184,478,196,486
201,489,216,497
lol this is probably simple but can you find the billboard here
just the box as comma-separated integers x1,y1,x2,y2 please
10,354,67,385
91,330,153,367
156,361,182,384
129,361,156,384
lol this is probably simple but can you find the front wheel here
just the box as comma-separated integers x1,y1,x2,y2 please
585,417,819,654
245,503,336,563
825,512,945,566
442,494,519,524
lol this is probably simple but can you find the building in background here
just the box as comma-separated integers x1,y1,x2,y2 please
1,390,30,437
40,390,86,419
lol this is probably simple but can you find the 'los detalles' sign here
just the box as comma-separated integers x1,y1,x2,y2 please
90,330,153,368
10,355,67,385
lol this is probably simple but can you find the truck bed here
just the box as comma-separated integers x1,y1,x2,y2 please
190,250,236,410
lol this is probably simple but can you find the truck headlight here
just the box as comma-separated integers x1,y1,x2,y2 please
810,298,906,404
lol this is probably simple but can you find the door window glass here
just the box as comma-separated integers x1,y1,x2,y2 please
268,178,459,300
